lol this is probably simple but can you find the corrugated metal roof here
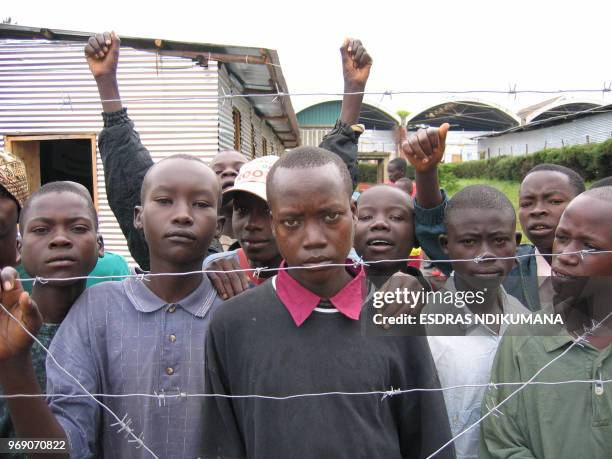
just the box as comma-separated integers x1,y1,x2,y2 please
0,23,300,147
477,103,612,138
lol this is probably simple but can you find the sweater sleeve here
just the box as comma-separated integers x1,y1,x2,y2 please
397,336,455,459
201,317,246,458
318,120,363,190
414,190,451,275
98,109,153,271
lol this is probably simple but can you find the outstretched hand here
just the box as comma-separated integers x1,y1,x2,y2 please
399,123,450,173
84,31,121,79
341,38,372,90
0,267,42,362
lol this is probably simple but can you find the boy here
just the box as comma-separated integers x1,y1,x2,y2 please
387,157,409,183
85,33,366,271
400,125,585,310
421,185,530,459
85,31,237,269
211,149,248,250
354,184,418,282
480,186,612,459
201,37,373,298
202,147,454,459
0,155,224,458
0,181,103,452
0,150,28,270
394,176,414,196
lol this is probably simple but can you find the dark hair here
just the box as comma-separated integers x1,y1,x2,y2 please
267,146,353,199
525,164,585,196
394,177,414,194
583,185,612,203
0,186,20,219
19,181,98,232
388,157,408,174
590,176,612,190
140,154,208,202
444,185,516,227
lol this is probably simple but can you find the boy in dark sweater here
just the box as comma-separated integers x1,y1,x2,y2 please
202,147,454,459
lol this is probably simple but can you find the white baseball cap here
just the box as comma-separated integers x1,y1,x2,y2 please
222,155,279,206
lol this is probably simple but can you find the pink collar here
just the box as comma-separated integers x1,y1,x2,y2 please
275,260,366,327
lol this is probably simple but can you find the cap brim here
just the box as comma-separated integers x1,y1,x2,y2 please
222,182,267,207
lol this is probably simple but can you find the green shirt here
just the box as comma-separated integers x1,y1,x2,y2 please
16,251,130,293
480,326,612,459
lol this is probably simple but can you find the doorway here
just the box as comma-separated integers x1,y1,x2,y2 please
3,134,98,206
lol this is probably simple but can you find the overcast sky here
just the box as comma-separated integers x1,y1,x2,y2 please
4,0,612,116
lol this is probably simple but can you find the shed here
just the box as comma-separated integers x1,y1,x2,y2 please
0,24,300,265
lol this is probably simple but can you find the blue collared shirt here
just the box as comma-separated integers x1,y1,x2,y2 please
46,276,222,458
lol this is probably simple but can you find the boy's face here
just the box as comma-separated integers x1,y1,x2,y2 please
0,195,19,268
442,208,518,287
269,164,356,289
232,192,279,264
135,158,220,270
210,151,246,192
551,195,612,298
387,163,403,183
20,192,102,283
519,171,576,251
355,186,415,269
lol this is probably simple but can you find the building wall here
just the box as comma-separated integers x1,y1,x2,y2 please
218,65,285,157
478,112,612,158
0,39,222,265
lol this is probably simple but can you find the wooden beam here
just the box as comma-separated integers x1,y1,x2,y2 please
261,115,289,121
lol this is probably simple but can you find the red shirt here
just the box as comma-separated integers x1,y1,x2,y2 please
274,261,366,327
236,248,266,286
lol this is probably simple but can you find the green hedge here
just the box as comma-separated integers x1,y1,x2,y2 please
358,163,378,183
440,139,612,181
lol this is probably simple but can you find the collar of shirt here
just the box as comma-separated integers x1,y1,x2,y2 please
443,277,520,335
274,260,366,327
125,275,219,318
534,246,552,279
237,248,266,286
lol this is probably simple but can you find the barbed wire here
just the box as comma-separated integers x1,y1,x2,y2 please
2,249,611,457
12,248,612,285
0,379,610,402
424,309,612,458
0,301,158,458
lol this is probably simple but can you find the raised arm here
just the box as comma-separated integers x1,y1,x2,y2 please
319,38,372,189
400,124,452,273
85,32,153,270
0,268,68,458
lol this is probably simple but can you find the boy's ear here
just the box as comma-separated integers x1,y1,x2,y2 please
350,199,358,222
515,231,522,246
439,234,449,255
133,206,143,230
15,235,22,265
215,215,225,239
97,233,105,258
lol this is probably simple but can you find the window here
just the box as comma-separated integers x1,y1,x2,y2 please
232,108,241,151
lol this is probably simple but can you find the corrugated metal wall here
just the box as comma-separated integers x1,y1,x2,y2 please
0,39,222,265
217,65,284,157
478,112,612,158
